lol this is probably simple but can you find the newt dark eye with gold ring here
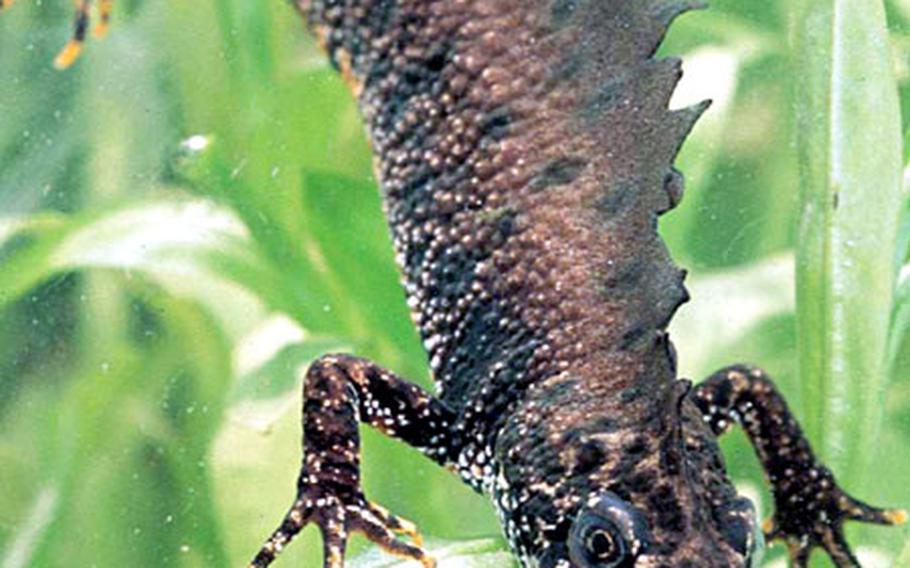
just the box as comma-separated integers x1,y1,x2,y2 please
568,493,649,568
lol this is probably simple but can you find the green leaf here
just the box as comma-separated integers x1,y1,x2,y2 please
230,338,350,403
892,159,910,273
661,38,753,261
897,539,910,566
299,170,430,376
0,198,278,324
0,214,67,308
793,0,904,484
1,486,58,568
350,539,513,568
887,264,910,374
671,254,794,378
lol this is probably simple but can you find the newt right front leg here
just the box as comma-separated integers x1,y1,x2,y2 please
692,365,906,567
250,354,459,568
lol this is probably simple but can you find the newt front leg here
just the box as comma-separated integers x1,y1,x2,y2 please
250,354,458,568
0,0,114,68
692,365,906,567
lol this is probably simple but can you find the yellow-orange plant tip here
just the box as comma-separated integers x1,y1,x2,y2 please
53,42,82,70
93,23,109,38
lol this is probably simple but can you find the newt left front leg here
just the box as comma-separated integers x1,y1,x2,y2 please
0,0,114,68
692,365,906,567
250,354,458,567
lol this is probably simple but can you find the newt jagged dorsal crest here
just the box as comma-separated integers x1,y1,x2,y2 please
10,1,905,567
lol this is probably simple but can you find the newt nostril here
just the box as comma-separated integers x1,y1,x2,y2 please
716,496,761,563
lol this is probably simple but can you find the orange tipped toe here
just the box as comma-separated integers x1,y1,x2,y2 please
884,509,908,525
53,41,83,69
93,0,111,38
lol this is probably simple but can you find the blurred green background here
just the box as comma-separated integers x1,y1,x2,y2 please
1,1,909,566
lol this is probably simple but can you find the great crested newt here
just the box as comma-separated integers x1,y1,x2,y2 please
11,1,905,567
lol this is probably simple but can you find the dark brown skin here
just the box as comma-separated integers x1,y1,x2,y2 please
13,0,905,566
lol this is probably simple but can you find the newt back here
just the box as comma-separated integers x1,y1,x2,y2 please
303,0,704,415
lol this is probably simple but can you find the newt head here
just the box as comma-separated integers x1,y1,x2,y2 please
554,487,759,568
494,375,761,568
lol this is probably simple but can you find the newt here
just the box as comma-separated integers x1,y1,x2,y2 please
9,1,906,567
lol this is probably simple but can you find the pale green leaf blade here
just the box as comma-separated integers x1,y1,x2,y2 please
887,264,910,371
671,254,794,378
793,0,904,483
0,487,58,568
0,199,277,327
0,214,67,308
230,338,350,403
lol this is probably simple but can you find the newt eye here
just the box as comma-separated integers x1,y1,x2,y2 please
568,493,649,567
587,528,614,558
